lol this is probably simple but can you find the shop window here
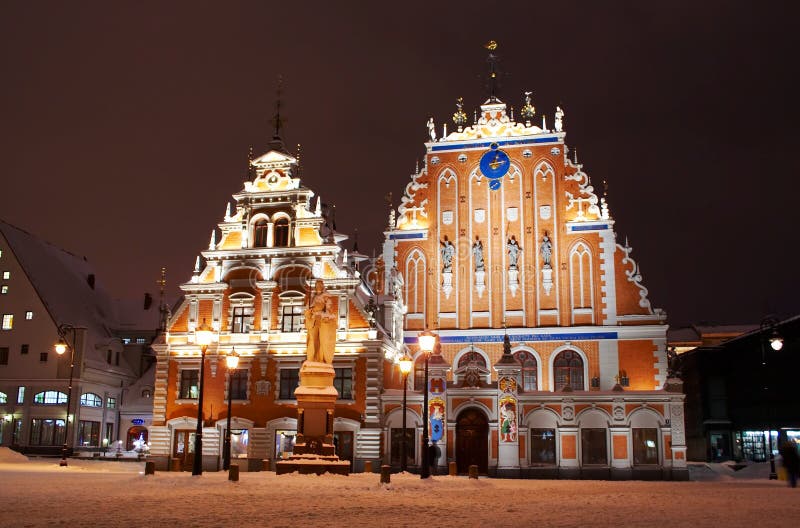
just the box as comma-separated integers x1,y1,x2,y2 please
80,393,102,407
530,428,556,464
275,429,296,460
279,368,300,399
179,369,199,399
554,350,584,391
127,426,148,451
78,420,101,447
333,368,353,400
253,219,269,247
228,369,248,400
633,428,659,465
514,350,538,391
390,428,415,466
231,429,249,458
274,218,290,247
29,418,66,446
581,428,608,465
33,391,67,404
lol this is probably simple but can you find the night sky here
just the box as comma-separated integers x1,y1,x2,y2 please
1,1,797,327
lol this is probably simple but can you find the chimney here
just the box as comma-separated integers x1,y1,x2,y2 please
144,293,153,310
87,274,95,289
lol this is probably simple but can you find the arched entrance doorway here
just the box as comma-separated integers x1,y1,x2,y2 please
126,426,148,451
456,408,489,474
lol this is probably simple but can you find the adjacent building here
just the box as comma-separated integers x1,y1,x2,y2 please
0,220,158,455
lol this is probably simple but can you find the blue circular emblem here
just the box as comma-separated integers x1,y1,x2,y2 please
479,143,510,181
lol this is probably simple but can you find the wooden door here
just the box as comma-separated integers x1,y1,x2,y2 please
334,430,354,468
173,429,195,471
456,409,489,474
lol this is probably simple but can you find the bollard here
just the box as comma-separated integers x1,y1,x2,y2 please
228,464,240,482
145,461,155,475
449,461,457,476
380,464,391,484
262,459,271,472
170,458,182,472
364,460,373,473
468,464,479,479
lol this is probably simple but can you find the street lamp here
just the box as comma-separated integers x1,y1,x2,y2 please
417,329,437,479
192,319,214,476
54,324,77,467
760,316,784,480
398,351,413,473
223,348,240,471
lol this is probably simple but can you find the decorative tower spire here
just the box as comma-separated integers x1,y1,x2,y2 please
209,229,216,250
485,40,500,102
156,267,170,332
268,76,288,152
315,196,322,217
247,145,254,179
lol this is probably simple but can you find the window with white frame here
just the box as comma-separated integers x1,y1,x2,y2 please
229,294,255,334
33,391,67,404
80,393,102,407
25,311,33,320
1,314,12,330
279,292,305,332
2,271,9,280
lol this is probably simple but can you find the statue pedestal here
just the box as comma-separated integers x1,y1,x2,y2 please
276,361,350,476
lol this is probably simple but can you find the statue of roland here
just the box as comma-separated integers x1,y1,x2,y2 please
305,279,338,364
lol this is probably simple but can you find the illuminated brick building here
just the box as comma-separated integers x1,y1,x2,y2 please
149,137,400,472
377,67,687,478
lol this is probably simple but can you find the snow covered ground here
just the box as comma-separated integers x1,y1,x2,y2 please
0,448,798,527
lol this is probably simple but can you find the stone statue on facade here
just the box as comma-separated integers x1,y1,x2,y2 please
472,237,485,272
540,231,553,268
507,235,521,270
440,236,454,273
555,106,564,132
427,117,437,142
305,279,337,364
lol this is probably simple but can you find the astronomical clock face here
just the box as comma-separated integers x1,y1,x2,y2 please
479,143,510,190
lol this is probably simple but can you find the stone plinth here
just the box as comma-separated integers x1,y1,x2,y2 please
276,361,350,476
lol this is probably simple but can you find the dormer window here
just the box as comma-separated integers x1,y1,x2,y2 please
274,217,290,247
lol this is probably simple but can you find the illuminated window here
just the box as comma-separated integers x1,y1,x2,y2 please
281,305,303,332
530,428,556,464
231,306,253,333
33,391,68,404
1,314,12,330
80,393,102,407
179,370,199,399
25,311,33,320
279,368,299,399
17,386,24,404
2,271,9,280
633,428,659,465
253,219,269,247
1,285,7,294
29,418,66,446
0,391,6,403
107,397,117,408
78,420,100,447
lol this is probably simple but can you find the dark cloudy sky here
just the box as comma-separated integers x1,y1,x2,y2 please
1,1,797,327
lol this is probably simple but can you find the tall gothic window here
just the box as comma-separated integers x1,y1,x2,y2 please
554,350,584,391
514,350,538,391
274,218,290,247
253,219,269,247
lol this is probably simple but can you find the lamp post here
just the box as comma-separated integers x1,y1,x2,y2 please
398,351,413,473
223,348,240,471
192,319,214,476
54,324,77,467
760,316,784,480
417,329,437,479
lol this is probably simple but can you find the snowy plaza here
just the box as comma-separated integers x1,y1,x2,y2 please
0,449,798,528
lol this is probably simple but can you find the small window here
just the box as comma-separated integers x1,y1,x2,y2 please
2,271,9,280
135,337,147,344
25,311,33,320
115,351,120,366
33,390,68,404
1,314,13,330
20,344,29,354
0,346,8,365
107,397,117,409
179,369,199,399
279,368,300,400
334,368,353,399
141,389,152,398
40,352,48,362
253,219,269,247
80,393,102,407
0,391,6,403
274,218,290,247
17,386,25,403
122,337,131,344
228,369,248,400
1,285,7,294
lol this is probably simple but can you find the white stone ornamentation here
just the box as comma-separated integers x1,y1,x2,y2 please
442,271,453,299
508,268,519,297
542,267,553,296
475,270,485,298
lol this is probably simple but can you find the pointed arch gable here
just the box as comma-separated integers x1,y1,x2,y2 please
568,240,595,324
404,247,426,317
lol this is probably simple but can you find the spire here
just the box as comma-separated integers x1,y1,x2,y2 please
194,256,201,273
315,196,321,217
247,145,254,180
352,228,359,252
268,76,288,152
209,229,216,250
485,40,500,102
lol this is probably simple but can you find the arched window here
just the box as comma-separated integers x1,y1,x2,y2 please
33,391,67,404
253,219,269,247
457,350,487,370
80,393,102,407
554,350,584,391
514,350,538,391
274,217,290,247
